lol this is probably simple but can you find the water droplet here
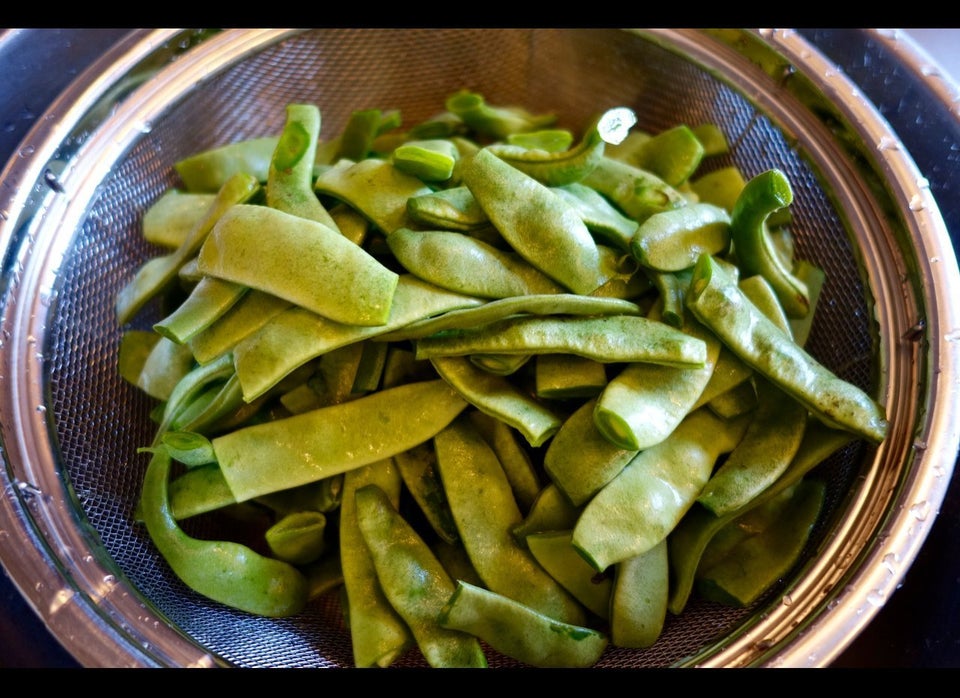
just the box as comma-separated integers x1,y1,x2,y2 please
909,193,926,211
877,135,899,151
782,594,793,607
882,552,900,572
35,405,46,414
930,256,941,264
136,120,153,134
913,439,928,451
103,574,116,585
866,589,885,607
18,144,35,157
909,501,930,521
48,588,75,614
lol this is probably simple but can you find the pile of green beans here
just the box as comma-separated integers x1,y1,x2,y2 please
117,91,887,668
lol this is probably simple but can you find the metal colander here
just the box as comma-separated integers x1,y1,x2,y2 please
1,28,958,668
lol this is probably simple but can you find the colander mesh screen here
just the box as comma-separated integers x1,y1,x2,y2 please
47,29,869,668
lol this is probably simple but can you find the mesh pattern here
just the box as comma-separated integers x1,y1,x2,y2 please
46,28,871,668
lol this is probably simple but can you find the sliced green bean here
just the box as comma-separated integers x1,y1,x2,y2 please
391,139,460,182
313,157,432,234
526,530,613,620
188,290,292,365
394,442,459,545
629,202,731,272
153,276,248,344
552,182,639,251
142,189,216,249
466,410,542,511
696,479,826,607
593,311,721,451
444,90,557,140
668,418,856,615
697,376,807,516
582,155,687,224
544,397,638,507
406,186,490,232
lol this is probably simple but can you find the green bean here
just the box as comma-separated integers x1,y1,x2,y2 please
116,172,260,325
429,356,562,448
378,293,641,342
233,275,482,401
140,448,309,617
414,315,707,368
213,379,469,502
511,484,583,546
620,124,705,187
339,459,413,667
266,103,340,231
391,138,460,182
729,169,810,318
313,157,432,234
394,442,459,545
461,147,608,295
696,479,826,607
544,397,637,507
572,407,751,571
196,204,399,327
581,155,687,224
552,182,639,251
153,276,248,344
697,376,807,515
592,310,721,451
188,290,292,365
265,511,328,565
142,189,216,249
174,136,278,193
667,420,856,615
436,581,607,668
526,530,613,619
444,90,557,140
355,484,488,667
534,354,608,399
686,253,887,443
406,186,490,232
485,107,636,186
433,416,586,626
629,202,731,272
467,410,542,511
386,227,564,298
609,540,668,648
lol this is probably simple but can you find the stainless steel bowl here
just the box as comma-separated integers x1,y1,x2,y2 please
1,28,958,668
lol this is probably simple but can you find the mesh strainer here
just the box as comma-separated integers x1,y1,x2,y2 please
1,28,958,668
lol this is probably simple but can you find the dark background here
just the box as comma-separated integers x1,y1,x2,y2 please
0,28,957,669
